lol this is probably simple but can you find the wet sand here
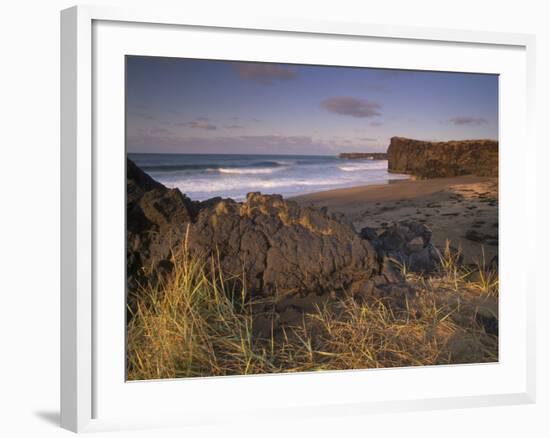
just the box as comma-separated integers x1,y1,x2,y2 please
292,175,498,265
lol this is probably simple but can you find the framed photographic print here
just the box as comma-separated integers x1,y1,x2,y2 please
61,5,536,433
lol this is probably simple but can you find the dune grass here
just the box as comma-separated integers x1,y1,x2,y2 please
126,240,498,381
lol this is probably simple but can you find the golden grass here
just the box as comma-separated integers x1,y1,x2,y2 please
126,240,498,380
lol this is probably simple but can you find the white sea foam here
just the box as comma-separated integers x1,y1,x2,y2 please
136,154,409,201
162,176,345,194
217,167,286,175
338,161,389,172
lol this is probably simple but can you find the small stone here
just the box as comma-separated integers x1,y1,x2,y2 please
408,246,438,273
406,236,424,253
465,229,485,242
381,258,403,283
359,226,378,241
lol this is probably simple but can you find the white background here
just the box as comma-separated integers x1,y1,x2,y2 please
0,0,546,437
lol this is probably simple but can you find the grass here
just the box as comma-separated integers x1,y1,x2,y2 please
126,239,498,380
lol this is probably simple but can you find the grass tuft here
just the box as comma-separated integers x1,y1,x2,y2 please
127,239,498,380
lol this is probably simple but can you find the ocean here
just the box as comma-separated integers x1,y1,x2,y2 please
128,153,410,201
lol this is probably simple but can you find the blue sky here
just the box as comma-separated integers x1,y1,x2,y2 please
126,56,498,155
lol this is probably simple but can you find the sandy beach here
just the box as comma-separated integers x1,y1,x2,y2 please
292,175,498,265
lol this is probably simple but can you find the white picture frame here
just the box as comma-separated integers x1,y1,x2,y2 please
60,4,536,433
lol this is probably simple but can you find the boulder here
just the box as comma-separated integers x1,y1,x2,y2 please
387,137,498,178
186,192,381,300
126,160,200,298
360,220,441,274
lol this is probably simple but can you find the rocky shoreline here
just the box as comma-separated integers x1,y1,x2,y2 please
339,152,388,160
293,175,498,266
126,147,499,378
127,158,488,327
127,137,499,335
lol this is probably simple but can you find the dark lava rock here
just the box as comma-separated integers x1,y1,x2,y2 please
465,229,498,244
360,219,441,274
126,160,201,300
359,226,379,242
387,137,498,178
476,308,498,336
465,229,485,242
127,159,383,306
408,246,440,273
372,282,416,310
187,192,381,300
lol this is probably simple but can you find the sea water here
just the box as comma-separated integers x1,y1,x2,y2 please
128,153,409,201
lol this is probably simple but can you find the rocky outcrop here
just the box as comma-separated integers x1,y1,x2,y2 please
188,192,385,300
127,159,391,308
360,221,452,273
339,152,387,160
126,159,201,299
387,137,498,178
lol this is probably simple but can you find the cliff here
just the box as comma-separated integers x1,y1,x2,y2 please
339,152,387,160
387,137,498,178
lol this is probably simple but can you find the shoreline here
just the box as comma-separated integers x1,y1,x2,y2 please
292,175,498,265
290,175,494,205
126,158,499,378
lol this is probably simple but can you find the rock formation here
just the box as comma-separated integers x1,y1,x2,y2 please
188,192,384,300
127,158,462,325
126,159,201,299
387,137,498,178
360,221,451,274
339,152,388,160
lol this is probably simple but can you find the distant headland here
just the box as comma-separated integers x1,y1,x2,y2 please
338,152,388,160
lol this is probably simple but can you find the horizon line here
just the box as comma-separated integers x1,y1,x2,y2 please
126,151,365,157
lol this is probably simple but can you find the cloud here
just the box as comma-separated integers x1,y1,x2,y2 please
127,132,328,154
191,120,216,130
225,124,245,129
177,117,217,130
149,126,174,135
234,63,297,85
237,135,312,147
358,137,377,142
370,121,383,127
321,97,382,118
449,116,488,126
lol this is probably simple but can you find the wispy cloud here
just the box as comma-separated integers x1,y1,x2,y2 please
370,121,383,127
358,137,377,142
225,124,245,130
449,116,488,126
234,63,297,85
321,97,382,118
177,117,217,130
127,133,326,154
149,126,174,135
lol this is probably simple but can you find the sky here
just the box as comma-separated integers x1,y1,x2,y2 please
126,56,498,155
